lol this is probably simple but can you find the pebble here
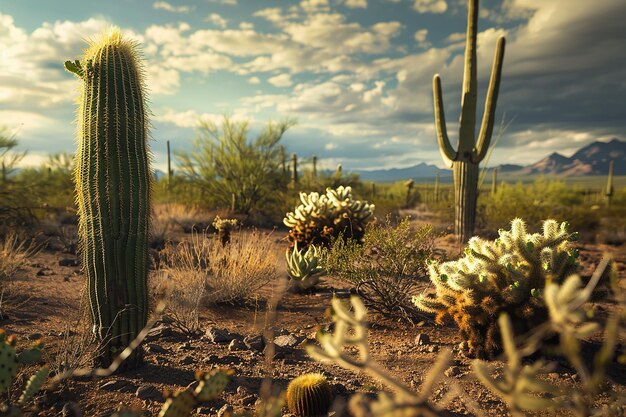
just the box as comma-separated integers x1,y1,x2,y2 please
136,385,163,401
414,333,430,346
205,327,240,343
99,379,137,393
217,404,234,417
444,366,461,377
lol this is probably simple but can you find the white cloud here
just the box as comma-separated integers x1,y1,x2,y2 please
340,0,368,8
300,0,330,14
153,1,191,13
268,73,294,87
248,76,261,85
413,0,448,14
207,13,228,29
414,28,431,48
207,0,237,4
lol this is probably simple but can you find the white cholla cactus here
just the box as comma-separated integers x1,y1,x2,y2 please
412,218,580,358
284,186,374,249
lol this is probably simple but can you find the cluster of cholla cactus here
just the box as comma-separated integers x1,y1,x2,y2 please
413,218,580,358
213,216,239,246
0,331,48,416
286,243,323,292
473,259,625,416
65,27,151,369
284,186,374,250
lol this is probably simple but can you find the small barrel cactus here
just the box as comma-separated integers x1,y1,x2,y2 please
286,373,333,417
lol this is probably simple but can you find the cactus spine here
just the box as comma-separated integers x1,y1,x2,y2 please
65,28,151,369
606,160,614,206
433,0,505,243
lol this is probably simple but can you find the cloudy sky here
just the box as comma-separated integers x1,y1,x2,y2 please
1,0,624,172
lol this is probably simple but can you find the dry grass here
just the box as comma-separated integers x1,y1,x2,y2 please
152,203,219,234
160,229,278,312
0,232,40,286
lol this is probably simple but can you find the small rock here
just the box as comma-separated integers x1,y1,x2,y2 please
274,334,303,349
59,258,79,267
236,386,250,397
243,335,264,351
547,372,560,379
61,402,82,417
444,366,461,377
205,327,237,343
136,385,163,401
181,355,195,365
178,341,193,351
228,339,246,351
414,333,430,346
427,345,439,353
217,404,234,417
146,343,168,354
100,379,137,393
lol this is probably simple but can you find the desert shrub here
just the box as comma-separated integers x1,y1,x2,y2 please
284,185,375,250
162,229,277,306
322,217,435,322
413,218,580,358
175,116,294,215
478,178,600,235
0,233,39,287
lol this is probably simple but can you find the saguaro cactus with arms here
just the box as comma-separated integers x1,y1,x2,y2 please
433,0,506,243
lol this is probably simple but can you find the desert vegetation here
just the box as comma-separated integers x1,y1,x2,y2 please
0,0,624,416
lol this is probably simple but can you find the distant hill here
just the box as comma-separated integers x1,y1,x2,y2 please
350,138,625,182
354,162,451,182
520,138,625,176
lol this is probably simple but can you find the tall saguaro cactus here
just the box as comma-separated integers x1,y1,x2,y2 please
605,160,614,206
65,28,151,369
433,0,505,243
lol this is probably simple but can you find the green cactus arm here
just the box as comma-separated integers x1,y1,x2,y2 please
64,60,84,78
473,36,506,163
17,366,48,406
458,0,479,155
433,75,457,167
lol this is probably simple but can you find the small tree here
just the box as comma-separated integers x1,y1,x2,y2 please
176,116,295,214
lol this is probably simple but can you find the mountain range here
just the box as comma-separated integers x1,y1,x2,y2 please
353,138,625,182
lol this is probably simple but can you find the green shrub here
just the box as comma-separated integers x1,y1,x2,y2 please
175,116,294,215
413,218,580,358
322,217,435,322
477,178,600,235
